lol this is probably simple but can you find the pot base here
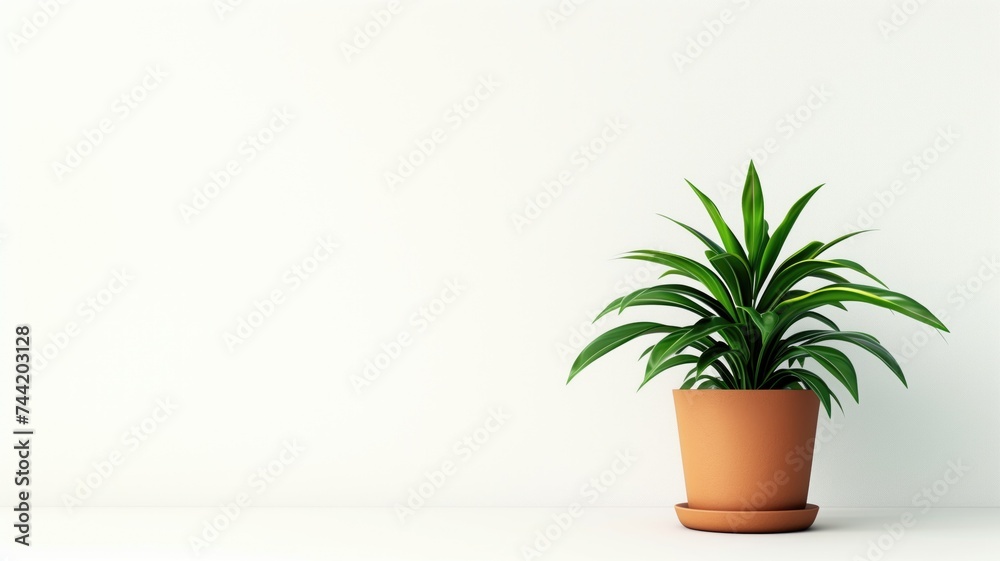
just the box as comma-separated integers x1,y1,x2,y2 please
674,503,819,533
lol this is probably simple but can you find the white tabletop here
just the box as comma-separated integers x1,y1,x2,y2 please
14,506,999,560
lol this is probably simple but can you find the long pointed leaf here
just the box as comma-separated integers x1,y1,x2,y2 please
696,376,725,389
816,229,877,257
622,250,736,318
759,259,887,310
801,311,840,331
685,180,749,264
808,270,851,284
708,251,751,307
639,354,699,389
804,331,907,387
593,286,712,322
741,161,765,267
696,342,738,377
569,322,676,382
757,185,823,291
800,345,859,403
776,284,948,332
652,284,732,318
646,317,732,377
659,215,725,254
781,368,837,416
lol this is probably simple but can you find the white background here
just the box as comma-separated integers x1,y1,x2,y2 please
1,0,998,517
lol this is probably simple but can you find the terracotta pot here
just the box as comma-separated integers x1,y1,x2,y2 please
673,389,820,532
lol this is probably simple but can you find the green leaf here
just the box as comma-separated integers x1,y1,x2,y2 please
782,368,837,417
780,329,835,348
639,354,699,389
801,311,840,331
622,250,736,318
659,215,725,254
569,322,676,383
646,317,732,379
685,180,749,264
776,283,948,332
773,241,823,279
593,285,712,322
803,331,908,388
800,345,859,403
643,330,688,373
808,270,851,284
767,230,876,291
741,162,765,267
739,306,779,340
708,251,751,307
759,259,887,310
656,284,733,318
657,269,685,280
757,185,823,291
696,342,738,377
697,376,725,389
816,229,876,257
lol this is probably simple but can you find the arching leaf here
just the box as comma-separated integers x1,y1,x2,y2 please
569,322,677,382
757,184,823,292
685,179,749,264
776,284,948,332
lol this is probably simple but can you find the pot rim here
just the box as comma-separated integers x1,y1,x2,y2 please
672,388,814,392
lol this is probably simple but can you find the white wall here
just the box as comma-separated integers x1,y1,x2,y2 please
1,0,997,509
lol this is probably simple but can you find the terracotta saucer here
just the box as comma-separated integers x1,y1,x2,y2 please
674,503,819,533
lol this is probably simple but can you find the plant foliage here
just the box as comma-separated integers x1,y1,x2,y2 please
567,162,948,416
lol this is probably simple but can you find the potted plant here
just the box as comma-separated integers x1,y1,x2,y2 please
566,162,948,533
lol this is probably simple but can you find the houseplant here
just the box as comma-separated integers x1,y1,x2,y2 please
566,162,948,533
